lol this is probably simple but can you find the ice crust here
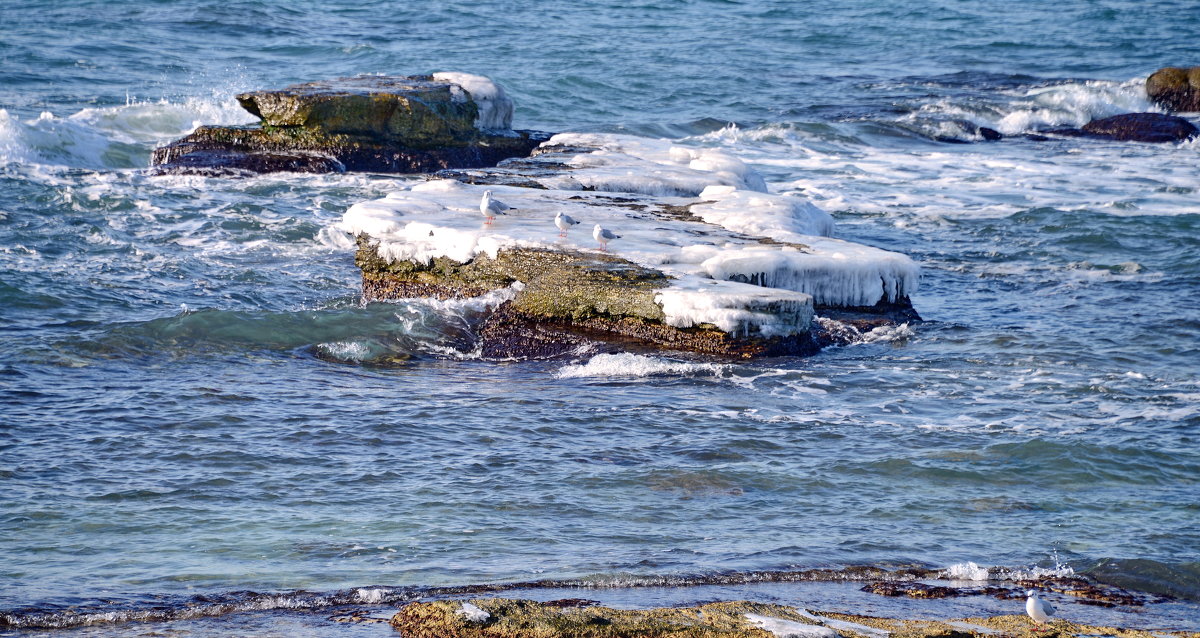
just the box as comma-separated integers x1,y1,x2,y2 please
431,72,514,131
342,134,919,336
543,133,770,195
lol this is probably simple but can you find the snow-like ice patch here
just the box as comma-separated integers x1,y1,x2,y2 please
456,602,491,623
745,614,837,638
432,72,514,131
546,132,769,195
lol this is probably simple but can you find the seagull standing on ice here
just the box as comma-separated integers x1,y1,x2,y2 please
593,223,620,251
1026,590,1055,629
479,190,513,224
554,211,580,237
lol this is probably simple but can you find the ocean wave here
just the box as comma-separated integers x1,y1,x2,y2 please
0,98,253,170
556,352,732,380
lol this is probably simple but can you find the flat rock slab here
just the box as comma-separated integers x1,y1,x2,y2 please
238,76,478,145
151,74,547,175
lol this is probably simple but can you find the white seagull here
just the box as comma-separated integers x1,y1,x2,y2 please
554,211,581,237
479,190,513,224
593,223,620,251
1025,590,1055,629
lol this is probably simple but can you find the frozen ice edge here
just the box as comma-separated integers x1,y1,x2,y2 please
341,133,918,338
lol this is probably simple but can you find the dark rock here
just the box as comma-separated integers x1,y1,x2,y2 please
149,146,344,177
1080,112,1198,143
1040,113,1197,143
150,75,551,175
979,127,1002,141
1146,66,1200,112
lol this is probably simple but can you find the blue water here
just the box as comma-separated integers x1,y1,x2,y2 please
3,0,1200,633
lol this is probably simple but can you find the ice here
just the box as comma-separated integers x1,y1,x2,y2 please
546,133,769,195
745,614,837,638
341,135,919,337
694,185,834,239
432,72,514,131
456,602,490,623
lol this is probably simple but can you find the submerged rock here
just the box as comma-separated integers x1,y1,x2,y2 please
151,74,547,175
344,133,920,360
1045,113,1198,143
1146,66,1200,112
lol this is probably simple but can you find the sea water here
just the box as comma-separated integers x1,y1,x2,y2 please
2,0,1199,634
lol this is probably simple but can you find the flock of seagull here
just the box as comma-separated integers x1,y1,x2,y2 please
480,190,622,251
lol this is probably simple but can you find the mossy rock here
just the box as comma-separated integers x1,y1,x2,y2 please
237,75,479,146
357,237,668,323
390,599,823,638
1146,66,1200,112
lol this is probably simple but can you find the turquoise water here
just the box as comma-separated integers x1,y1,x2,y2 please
2,0,1199,633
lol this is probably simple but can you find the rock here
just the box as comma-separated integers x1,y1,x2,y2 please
356,238,820,359
1146,66,1200,112
390,598,830,638
1042,113,1198,143
389,598,1200,638
343,134,920,360
151,74,549,175
1079,113,1198,143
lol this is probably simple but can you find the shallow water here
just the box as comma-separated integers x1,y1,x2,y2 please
2,0,1199,634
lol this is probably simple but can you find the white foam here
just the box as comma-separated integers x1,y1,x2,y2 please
432,72,514,131
556,352,729,379
939,561,991,581
0,98,254,169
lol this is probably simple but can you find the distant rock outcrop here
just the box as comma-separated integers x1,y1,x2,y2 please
151,74,547,176
1146,66,1200,112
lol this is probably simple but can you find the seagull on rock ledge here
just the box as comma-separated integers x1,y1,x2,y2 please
554,211,580,237
593,223,620,251
480,190,513,224
1026,590,1055,630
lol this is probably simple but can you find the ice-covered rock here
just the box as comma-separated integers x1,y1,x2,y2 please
343,133,920,358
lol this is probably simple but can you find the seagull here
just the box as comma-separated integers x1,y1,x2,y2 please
554,211,580,237
593,223,620,251
480,190,513,224
1026,590,1055,629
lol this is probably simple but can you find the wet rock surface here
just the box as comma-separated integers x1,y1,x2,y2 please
151,75,548,175
1045,112,1198,143
1146,66,1200,112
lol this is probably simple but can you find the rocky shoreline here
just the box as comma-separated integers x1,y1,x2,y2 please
378,597,1199,638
